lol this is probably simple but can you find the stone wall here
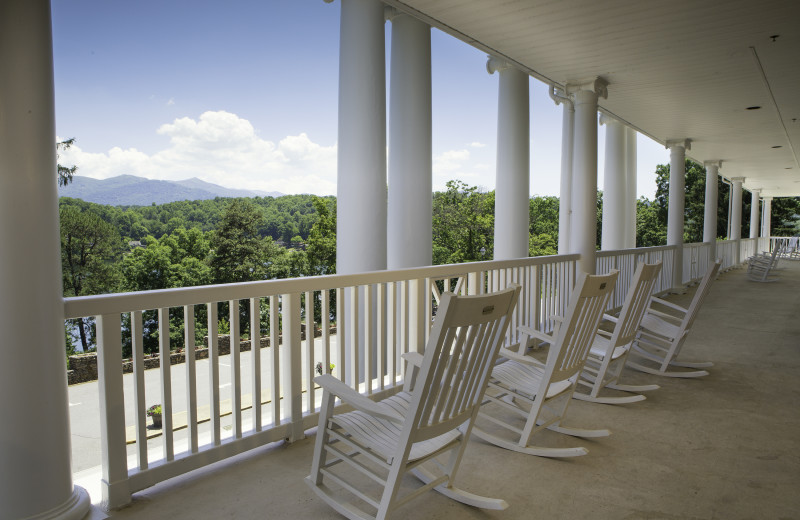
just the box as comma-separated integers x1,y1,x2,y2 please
67,324,335,385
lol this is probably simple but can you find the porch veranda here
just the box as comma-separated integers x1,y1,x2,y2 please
94,260,800,519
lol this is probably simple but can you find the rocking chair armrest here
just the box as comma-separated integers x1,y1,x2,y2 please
649,296,688,314
596,329,613,338
314,374,404,424
401,351,424,368
518,325,555,344
498,346,547,369
602,313,619,323
645,308,683,324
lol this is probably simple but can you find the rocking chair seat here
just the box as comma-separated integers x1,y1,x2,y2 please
330,392,462,463
588,336,628,362
492,361,573,399
639,313,681,339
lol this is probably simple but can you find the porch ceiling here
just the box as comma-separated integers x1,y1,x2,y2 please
384,0,800,198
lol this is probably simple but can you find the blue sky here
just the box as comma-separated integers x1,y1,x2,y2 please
52,1,666,198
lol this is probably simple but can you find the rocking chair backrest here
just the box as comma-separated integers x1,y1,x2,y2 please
683,260,721,330
613,262,662,347
548,271,618,383
410,285,521,440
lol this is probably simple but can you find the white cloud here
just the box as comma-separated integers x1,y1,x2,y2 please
469,141,486,148
166,98,175,106
58,111,337,195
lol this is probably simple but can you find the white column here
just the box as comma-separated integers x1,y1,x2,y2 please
666,139,691,290
762,196,773,238
0,1,91,518
703,161,721,261
730,177,744,240
600,115,626,251
387,10,431,269
488,57,530,260
730,177,744,264
749,189,761,239
625,127,638,248
567,78,608,275
333,0,387,275
550,87,574,254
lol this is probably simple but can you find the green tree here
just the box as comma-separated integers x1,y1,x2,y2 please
211,199,269,284
306,196,337,276
60,206,122,349
432,180,494,264
57,137,77,186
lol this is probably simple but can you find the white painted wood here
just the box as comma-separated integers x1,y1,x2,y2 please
250,298,262,432
305,291,315,410
625,127,638,249
667,140,690,291
207,303,221,446
97,314,130,508
750,189,761,239
131,311,147,469
704,161,720,261
575,262,662,404
473,271,618,457
270,295,281,427
282,293,304,442
629,260,721,377
229,300,242,439
184,306,198,452
306,285,521,519
158,308,174,461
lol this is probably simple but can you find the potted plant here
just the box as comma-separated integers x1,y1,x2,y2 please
147,404,162,429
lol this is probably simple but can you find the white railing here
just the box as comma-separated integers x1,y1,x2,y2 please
740,237,757,262
64,254,579,508
682,242,711,285
716,239,738,270
595,245,676,309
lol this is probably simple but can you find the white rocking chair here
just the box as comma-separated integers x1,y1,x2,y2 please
627,260,721,378
471,271,618,458
306,285,521,520
574,261,663,404
747,246,780,282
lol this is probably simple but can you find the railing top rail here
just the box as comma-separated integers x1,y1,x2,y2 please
595,244,677,257
64,253,580,318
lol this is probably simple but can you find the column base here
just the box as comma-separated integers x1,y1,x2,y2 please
27,486,91,520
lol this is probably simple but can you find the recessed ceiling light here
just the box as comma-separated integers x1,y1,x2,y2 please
746,106,761,110
772,145,783,148
770,34,780,42
786,167,792,170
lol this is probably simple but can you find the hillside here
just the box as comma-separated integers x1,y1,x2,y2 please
58,175,283,205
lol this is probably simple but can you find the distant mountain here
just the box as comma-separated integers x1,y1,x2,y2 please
59,175,283,206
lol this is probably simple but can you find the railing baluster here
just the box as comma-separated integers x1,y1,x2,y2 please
184,305,198,453
364,284,373,395
131,310,147,469
229,299,242,439
97,313,130,509
270,295,280,427
250,297,262,432
348,286,359,388
336,288,345,386
207,303,221,445
321,290,331,385
377,283,386,391
387,283,396,385
158,307,173,461
281,292,304,442
305,291,315,411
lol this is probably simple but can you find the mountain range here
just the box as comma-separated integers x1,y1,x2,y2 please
59,175,283,206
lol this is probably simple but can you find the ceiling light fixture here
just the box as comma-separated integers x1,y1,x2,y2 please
772,145,783,148
746,106,761,110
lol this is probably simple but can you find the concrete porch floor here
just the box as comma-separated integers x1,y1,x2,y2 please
100,260,800,520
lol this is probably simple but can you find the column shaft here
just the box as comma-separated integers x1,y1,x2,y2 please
387,13,431,269
601,116,626,250
568,79,607,275
625,127,637,248
762,197,773,238
336,0,387,275
491,61,530,260
557,97,574,254
730,178,744,264
0,1,90,518
667,141,689,289
749,189,761,239
703,162,720,261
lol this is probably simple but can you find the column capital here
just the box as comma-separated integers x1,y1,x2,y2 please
384,5,403,21
548,85,573,110
704,160,722,169
666,138,691,151
598,113,622,126
762,195,774,201
731,176,745,183
750,187,762,194
486,55,512,75
565,77,608,99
